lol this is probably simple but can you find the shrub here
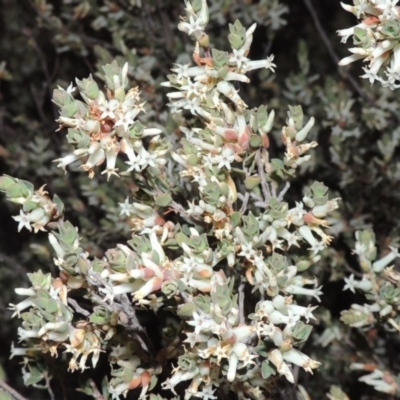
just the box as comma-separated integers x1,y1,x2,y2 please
0,1,400,399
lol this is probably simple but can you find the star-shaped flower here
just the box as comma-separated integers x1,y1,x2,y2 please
12,210,32,232
100,99,119,119
119,197,132,216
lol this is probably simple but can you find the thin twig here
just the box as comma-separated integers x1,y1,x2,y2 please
171,201,189,217
277,182,290,202
170,201,194,224
90,293,114,312
264,32,276,59
238,279,246,325
271,180,277,198
249,192,268,208
44,373,55,400
343,261,363,278
302,0,375,104
256,150,271,205
90,277,153,348
68,298,90,317
116,294,155,354
239,192,250,214
91,290,154,354
239,161,251,214
0,378,29,400
89,379,107,400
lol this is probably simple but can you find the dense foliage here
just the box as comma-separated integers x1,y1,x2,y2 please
1,1,400,400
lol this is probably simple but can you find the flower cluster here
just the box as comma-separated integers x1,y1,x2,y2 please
0,175,63,233
339,229,400,395
338,0,400,89
341,230,400,329
53,61,168,180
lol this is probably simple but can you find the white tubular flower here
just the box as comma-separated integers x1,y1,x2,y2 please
110,283,138,296
161,370,186,395
287,304,318,322
389,43,400,70
379,304,393,317
148,230,166,263
282,349,321,373
370,52,391,75
14,288,36,297
311,198,340,218
216,81,247,109
48,233,65,259
269,310,300,328
133,277,163,301
244,55,276,73
272,295,287,311
338,53,367,66
227,353,238,382
245,22,257,37
257,300,275,317
295,117,315,141
57,116,81,127
81,119,100,134
82,148,105,171
54,153,82,171
343,274,373,293
372,246,399,272
270,330,283,348
121,62,129,88
38,321,68,338
337,26,356,43
142,127,162,137
285,284,323,302
102,144,120,180
17,327,40,341
10,343,37,359
141,256,163,279
231,325,255,342
9,298,34,317
225,71,250,83
376,0,400,18
268,349,294,383
299,225,317,246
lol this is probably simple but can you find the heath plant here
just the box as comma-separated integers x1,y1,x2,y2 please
0,0,339,399
2,1,400,400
